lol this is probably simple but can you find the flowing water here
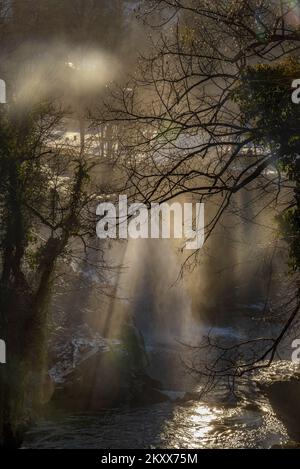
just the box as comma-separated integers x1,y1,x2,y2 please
24,361,297,449
23,188,300,449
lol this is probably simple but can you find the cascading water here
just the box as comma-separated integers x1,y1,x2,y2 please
23,183,300,449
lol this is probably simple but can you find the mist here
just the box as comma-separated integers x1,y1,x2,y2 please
1,0,300,453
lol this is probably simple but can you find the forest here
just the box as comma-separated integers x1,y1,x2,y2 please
0,0,300,452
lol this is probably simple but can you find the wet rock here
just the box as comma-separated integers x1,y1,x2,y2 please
48,324,120,385
129,374,170,406
264,377,300,441
47,323,167,410
52,352,168,410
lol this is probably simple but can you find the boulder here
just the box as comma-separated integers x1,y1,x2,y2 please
47,323,168,410
264,377,300,441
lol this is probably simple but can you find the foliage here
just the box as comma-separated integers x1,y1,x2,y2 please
234,57,300,272
0,102,105,447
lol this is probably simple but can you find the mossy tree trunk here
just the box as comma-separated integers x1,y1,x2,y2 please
0,108,93,447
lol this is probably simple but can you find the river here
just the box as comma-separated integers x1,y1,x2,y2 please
24,360,299,449
23,184,300,449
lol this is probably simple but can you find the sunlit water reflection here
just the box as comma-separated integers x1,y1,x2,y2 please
23,400,287,449
24,363,295,449
24,187,298,449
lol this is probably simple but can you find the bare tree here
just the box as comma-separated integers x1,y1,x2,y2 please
0,99,113,447
95,0,300,386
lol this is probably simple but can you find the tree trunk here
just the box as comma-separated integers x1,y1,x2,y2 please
0,261,55,448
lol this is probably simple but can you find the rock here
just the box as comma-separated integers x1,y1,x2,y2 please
52,348,130,410
47,323,167,410
264,377,300,441
128,374,169,406
52,350,169,410
48,324,121,385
